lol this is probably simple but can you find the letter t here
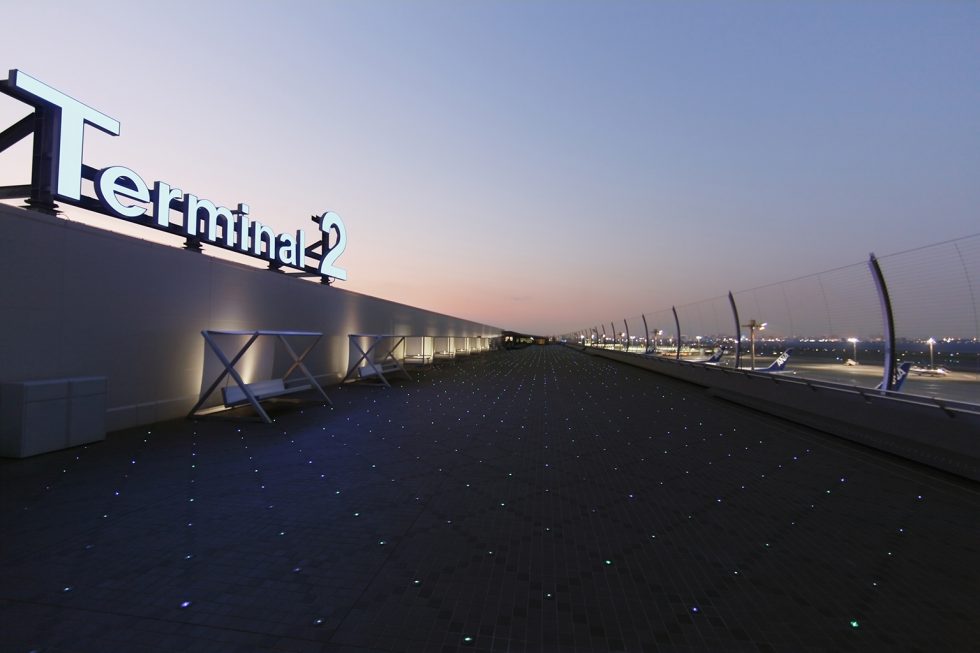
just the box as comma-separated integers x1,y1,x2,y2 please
9,69,120,200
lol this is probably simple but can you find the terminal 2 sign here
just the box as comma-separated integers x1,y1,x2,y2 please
0,69,347,282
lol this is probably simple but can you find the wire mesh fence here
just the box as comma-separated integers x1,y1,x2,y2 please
565,233,980,405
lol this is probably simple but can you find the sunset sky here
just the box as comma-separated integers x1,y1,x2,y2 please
2,1,977,335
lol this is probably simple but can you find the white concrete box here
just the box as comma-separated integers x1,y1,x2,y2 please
0,377,106,457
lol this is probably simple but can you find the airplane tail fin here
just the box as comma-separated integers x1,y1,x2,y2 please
876,362,912,391
761,348,793,371
705,348,725,363
894,361,912,390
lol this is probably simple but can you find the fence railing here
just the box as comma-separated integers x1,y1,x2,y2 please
564,233,980,406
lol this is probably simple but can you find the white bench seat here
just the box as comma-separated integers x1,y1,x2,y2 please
222,379,312,407
357,361,402,378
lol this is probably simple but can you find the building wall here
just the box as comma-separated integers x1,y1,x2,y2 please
0,204,500,430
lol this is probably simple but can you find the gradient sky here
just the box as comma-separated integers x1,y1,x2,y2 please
2,1,978,335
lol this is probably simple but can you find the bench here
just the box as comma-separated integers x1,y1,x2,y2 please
221,378,311,407
357,360,402,379
188,330,330,424
343,334,413,387
403,354,433,366
355,359,412,387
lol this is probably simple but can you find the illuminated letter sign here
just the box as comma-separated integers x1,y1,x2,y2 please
0,69,347,282
9,70,120,201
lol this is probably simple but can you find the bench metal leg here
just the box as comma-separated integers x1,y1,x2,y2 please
278,334,332,405
343,337,387,385
188,331,272,423
381,336,411,382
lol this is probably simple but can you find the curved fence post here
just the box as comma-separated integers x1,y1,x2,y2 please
728,291,742,369
672,306,681,359
642,314,650,353
624,319,630,353
869,253,897,390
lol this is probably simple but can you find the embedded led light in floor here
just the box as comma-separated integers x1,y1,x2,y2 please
0,347,974,653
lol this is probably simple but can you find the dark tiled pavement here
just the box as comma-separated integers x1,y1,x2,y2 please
1,346,977,653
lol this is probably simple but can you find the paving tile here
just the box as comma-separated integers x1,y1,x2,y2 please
1,347,977,652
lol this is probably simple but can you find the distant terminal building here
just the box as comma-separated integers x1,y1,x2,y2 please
501,331,551,348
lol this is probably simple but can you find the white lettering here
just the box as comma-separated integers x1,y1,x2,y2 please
251,220,275,258
182,194,209,238
206,205,236,247
94,166,149,219
3,71,348,281
318,211,348,280
276,232,298,266
235,203,250,252
152,181,183,228
10,70,120,200
296,228,306,268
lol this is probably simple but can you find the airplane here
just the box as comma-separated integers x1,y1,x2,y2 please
909,365,950,377
876,362,912,391
746,348,793,372
699,348,727,364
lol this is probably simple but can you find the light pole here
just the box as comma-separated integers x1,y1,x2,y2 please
741,320,766,370
926,337,936,368
847,337,859,364
696,335,702,354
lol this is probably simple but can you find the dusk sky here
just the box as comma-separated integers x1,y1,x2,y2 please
2,1,978,335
